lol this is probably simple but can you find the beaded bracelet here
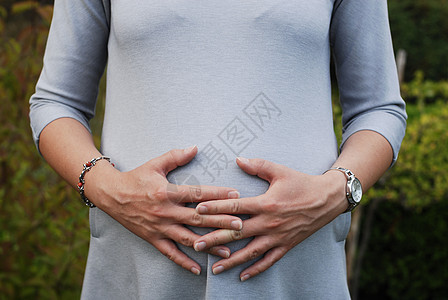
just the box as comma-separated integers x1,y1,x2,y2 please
77,156,114,208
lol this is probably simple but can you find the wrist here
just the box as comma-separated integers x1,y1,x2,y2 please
324,167,363,213
82,159,121,208
321,171,349,214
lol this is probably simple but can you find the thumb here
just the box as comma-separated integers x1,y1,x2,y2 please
236,157,284,183
152,145,198,176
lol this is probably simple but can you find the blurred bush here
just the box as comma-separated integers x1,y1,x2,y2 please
366,80,448,210
389,0,448,81
401,71,448,108
0,2,90,299
359,199,448,300
358,80,448,298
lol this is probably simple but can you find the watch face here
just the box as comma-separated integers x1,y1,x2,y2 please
351,178,363,203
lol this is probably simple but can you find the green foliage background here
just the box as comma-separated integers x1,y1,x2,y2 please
0,2,92,299
356,100,448,299
388,0,448,81
1,1,447,299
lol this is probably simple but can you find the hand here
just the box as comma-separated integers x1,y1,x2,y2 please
192,157,348,281
86,146,243,276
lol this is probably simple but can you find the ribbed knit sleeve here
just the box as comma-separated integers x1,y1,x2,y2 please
29,0,110,152
330,0,407,165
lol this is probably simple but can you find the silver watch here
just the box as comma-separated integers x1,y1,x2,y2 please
326,167,363,212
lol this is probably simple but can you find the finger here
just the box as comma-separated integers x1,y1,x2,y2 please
193,228,246,252
175,207,243,230
163,225,231,259
152,239,202,275
236,157,286,183
196,197,262,215
193,217,263,251
208,246,232,259
210,236,274,275
166,183,240,203
193,221,261,252
151,146,198,176
239,247,288,281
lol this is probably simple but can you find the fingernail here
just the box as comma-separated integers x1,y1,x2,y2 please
197,205,208,214
240,274,251,282
184,145,197,153
237,157,249,164
217,249,230,258
191,267,201,276
194,241,206,252
213,265,225,275
231,220,243,230
228,191,240,198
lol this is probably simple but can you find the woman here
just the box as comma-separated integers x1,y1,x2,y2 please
30,0,406,298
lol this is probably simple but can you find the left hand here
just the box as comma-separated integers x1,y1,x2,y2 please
193,157,348,281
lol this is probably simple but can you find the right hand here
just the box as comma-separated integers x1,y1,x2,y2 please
85,145,242,276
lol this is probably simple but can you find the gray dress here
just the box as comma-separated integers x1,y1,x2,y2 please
30,0,407,299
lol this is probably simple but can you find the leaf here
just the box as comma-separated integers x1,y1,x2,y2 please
11,1,39,15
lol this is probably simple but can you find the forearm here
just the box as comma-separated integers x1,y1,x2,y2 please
320,129,393,215
332,130,393,191
39,117,118,205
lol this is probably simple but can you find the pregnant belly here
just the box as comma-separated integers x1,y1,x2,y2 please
166,154,270,201
166,156,269,242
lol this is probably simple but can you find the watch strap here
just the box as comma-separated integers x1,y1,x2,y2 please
326,167,355,180
324,167,359,213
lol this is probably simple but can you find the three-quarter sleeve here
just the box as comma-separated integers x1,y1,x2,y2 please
330,0,407,165
29,0,110,152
